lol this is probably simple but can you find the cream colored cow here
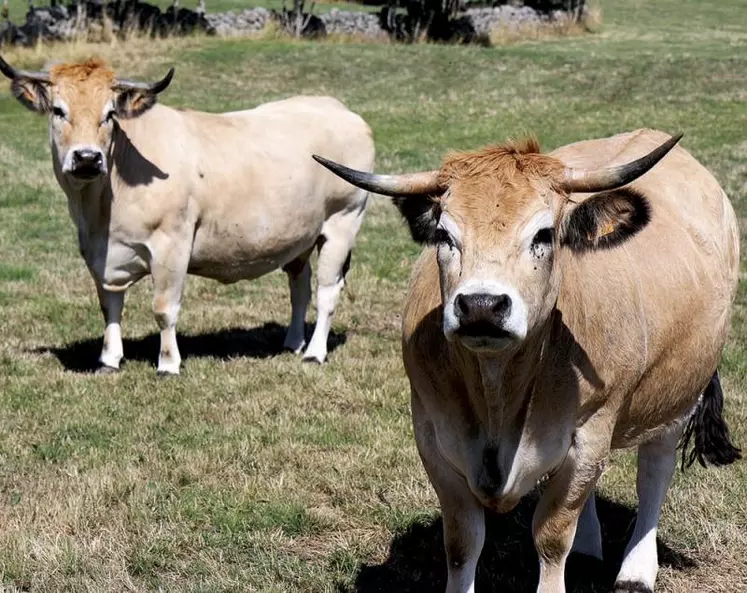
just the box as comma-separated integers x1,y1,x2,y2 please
1,56,375,374
314,129,741,593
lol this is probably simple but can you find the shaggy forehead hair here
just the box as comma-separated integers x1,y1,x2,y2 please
49,58,114,86
438,138,566,186
437,139,567,225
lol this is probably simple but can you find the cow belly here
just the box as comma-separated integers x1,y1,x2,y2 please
188,229,320,284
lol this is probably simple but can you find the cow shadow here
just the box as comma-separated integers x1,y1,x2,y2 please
33,322,347,373
113,127,170,187
346,494,695,593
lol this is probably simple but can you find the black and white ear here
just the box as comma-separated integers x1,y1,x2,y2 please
10,78,52,114
560,187,651,252
114,89,159,119
392,196,442,244
113,67,174,119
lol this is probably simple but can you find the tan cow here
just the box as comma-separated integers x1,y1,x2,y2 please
313,129,741,593
0,56,374,374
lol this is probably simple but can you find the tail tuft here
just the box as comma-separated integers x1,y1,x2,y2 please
679,371,741,471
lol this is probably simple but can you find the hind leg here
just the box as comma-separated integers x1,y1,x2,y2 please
303,201,366,363
282,250,313,354
571,491,603,561
614,420,684,592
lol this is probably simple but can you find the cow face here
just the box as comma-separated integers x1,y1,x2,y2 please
1,57,173,184
424,148,651,352
314,134,679,354
431,158,565,351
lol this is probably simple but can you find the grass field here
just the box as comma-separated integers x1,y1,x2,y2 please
1,0,746,591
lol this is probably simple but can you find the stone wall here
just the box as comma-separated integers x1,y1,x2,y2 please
204,4,572,40
0,1,581,47
204,7,270,36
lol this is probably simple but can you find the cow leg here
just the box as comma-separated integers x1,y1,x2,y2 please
571,491,603,560
614,422,681,593
282,252,312,354
150,250,189,376
413,396,485,593
303,205,365,363
96,283,125,373
532,435,608,593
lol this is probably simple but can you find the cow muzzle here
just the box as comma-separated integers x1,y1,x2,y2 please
455,292,512,335
444,281,527,351
64,147,107,180
444,282,528,351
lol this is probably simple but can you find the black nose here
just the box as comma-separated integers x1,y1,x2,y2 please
72,149,103,170
454,292,512,327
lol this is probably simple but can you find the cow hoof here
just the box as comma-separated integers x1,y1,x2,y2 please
614,581,653,593
283,340,306,355
156,369,179,378
95,364,120,375
301,354,324,365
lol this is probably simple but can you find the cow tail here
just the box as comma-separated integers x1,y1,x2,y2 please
679,371,742,471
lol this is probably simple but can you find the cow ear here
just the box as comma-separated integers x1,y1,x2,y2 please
10,77,52,114
560,187,651,252
392,196,442,244
114,89,159,119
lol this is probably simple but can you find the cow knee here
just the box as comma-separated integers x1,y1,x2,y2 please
152,295,179,329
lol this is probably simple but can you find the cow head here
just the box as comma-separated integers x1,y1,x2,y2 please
314,134,680,353
0,56,173,183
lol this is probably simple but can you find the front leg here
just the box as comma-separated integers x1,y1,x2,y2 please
532,436,608,593
150,245,190,376
413,395,485,593
96,283,125,373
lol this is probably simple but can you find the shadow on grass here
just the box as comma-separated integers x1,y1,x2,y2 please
347,494,695,593
33,322,347,372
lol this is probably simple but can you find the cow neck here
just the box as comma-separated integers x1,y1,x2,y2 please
64,173,112,239
474,321,550,440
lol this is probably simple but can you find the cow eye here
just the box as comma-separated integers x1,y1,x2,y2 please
532,228,554,245
52,106,66,119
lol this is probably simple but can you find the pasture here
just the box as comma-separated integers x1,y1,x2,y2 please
0,0,746,590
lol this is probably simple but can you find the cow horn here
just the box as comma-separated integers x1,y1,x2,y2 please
312,155,443,197
113,67,175,94
0,54,51,83
562,133,683,193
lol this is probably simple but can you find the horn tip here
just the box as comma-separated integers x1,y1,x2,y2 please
0,53,16,79
312,154,340,172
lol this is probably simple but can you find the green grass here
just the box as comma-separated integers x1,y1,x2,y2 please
1,0,746,591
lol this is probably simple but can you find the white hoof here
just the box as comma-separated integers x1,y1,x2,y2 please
156,359,181,376
95,364,120,375
301,350,326,364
